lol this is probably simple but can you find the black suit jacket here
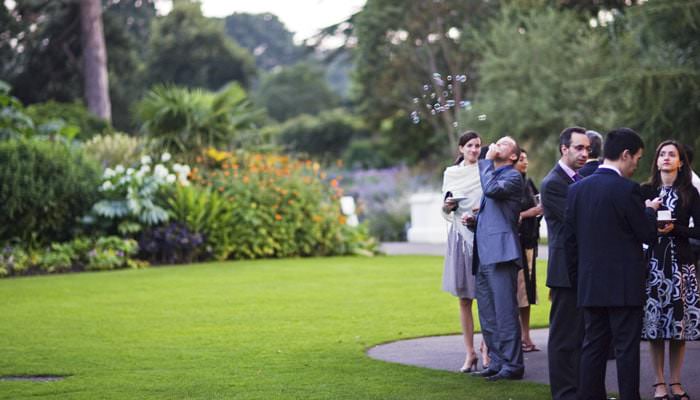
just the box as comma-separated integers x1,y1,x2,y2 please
541,164,574,288
578,160,599,177
565,168,657,307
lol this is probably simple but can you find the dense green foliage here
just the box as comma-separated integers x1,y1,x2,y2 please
0,139,100,245
276,109,369,163
146,1,256,90
25,101,110,140
0,236,143,277
224,12,304,70
189,149,379,259
0,256,552,399
136,84,267,158
255,62,340,122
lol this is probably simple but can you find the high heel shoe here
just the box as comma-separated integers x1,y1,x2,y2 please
459,356,478,373
653,382,670,400
670,383,690,400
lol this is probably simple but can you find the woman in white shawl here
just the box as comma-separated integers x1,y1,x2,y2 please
441,131,488,372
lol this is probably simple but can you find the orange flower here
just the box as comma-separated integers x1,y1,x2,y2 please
224,171,230,177
218,187,224,192
243,176,250,184
330,179,338,188
275,214,283,221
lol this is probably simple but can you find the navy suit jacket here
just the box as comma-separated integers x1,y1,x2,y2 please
578,160,600,177
564,168,657,307
541,164,575,288
475,160,523,267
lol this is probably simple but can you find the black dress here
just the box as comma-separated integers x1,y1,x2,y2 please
640,184,700,341
519,176,540,305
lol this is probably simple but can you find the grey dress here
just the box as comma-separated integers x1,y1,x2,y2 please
441,162,482,299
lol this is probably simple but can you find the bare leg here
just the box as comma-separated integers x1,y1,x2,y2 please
459,298,477,369
519,305,533,347
649,340,667,398
669,339,687,397
480,339,490,369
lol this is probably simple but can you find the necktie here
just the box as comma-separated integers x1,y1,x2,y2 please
573,173,583,182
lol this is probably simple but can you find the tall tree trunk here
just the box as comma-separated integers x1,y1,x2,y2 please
80,0,111,122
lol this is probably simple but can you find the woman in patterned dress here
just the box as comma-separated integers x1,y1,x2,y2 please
641,140,700,400
441,131,489,372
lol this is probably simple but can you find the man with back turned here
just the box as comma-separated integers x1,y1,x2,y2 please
565,128,661,400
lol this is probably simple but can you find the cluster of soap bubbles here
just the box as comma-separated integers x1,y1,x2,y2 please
409,72,484,126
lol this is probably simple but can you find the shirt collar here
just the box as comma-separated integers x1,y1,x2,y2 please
598,164,622,176
557,160,577,180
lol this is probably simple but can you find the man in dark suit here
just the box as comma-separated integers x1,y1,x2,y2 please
541,127,590,400
578,130,603,177
565,128,660,400
470,136,525,381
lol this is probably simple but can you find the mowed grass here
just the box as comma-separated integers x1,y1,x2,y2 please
0,256,552,399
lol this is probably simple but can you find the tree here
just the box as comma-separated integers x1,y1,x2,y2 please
80,0,111,122
255,62,340,122
0,0,157,130
224,12,304,70
146,1,256,90
353,0,500,150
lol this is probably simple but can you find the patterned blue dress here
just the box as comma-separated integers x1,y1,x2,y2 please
641,186,700,341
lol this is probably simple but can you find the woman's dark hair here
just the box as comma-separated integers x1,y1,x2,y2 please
455,130,481,164
646,139,694,208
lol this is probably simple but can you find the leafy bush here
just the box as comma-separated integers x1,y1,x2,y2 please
86,153,191,235
82,132,150,168
138,222,204,265
0,236,143,278
188,149,378,259
276,109,370,164
167,185,235,260
0,139,101,245
136,83,266,159
25,101,110,141
0,82,35,140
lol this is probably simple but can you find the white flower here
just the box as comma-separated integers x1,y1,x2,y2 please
166,174,176,184
161,152,172,162
100,181,113,191
141,155,152,165
154,164,168,179
140,164,151,174
103,168,115,179
115,165,125,174
126,168,135,175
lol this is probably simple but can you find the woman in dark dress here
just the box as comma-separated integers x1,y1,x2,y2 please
514,149,542,352
641,140,700,400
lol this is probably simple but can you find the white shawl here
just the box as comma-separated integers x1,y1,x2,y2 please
441,162,483,238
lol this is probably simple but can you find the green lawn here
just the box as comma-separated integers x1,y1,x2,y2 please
0,256,552,399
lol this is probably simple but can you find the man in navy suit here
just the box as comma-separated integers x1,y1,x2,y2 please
565,128,661,400
541,126,590,400
578,130,602,177
470,136,525,381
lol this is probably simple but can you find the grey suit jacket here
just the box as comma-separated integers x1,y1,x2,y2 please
541,164,574,288
475,159,523,267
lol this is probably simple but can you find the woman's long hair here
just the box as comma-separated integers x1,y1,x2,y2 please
646,140,694,208
454,131,480,165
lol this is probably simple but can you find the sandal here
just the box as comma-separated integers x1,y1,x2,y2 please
653,382,670,400
521,343,540,352
670,383,690,400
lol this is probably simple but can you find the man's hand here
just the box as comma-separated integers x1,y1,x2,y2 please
485,143,498,160
645,197,663,210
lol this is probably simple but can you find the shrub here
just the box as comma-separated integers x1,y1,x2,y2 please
138,222,204,265
0,236,143,278
24,101,110,141
276,109,370,164
0,139,101,245
86,153,191,235
136,84,266,159
167,185,236,260
82,132,150,168
189,149,379,259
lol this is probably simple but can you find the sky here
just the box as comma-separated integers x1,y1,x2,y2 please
156,0,366,43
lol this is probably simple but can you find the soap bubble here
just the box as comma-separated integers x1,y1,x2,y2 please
453,121,459,128
478,114,487,121
413,98,419,104
447,75,452,81
423,84,430,91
